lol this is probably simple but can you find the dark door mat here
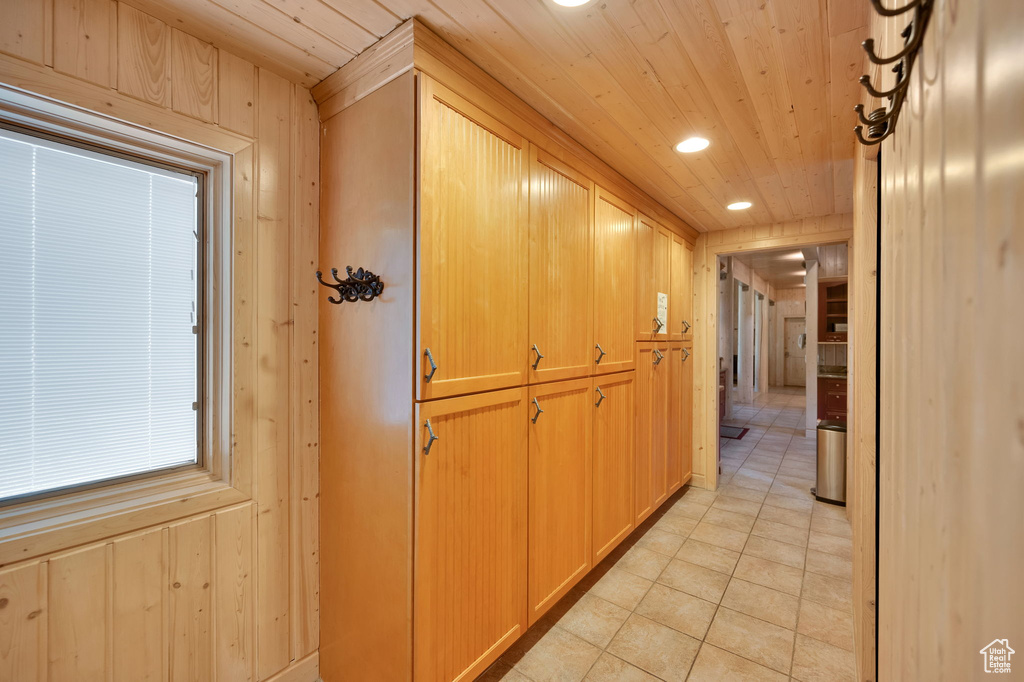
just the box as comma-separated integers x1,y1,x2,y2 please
720,426,749,440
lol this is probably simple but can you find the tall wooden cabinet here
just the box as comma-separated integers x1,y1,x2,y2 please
593,189,637,375
636,216,672,342
592,372,635,563
528,149,594,384
668,343,694,492
670,234,694,342
317,20,697,682
418,79,529,400
635,343,670,524
527,378,592,624
414,389,529,682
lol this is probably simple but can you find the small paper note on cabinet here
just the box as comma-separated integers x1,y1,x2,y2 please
657,292,668,331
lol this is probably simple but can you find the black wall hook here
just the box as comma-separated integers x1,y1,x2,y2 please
855,0,934,146
316,266,384,304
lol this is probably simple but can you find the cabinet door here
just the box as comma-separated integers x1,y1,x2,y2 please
636,216,671,342
418,76,528,400
670,236,694,341
668,344,694,494
593,187,636,375
593,372,635,563
528,378,592,624
529,149,594,384
635,343,669,523
414,388,528,682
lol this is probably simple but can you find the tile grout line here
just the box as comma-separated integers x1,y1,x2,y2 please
492,389,856,681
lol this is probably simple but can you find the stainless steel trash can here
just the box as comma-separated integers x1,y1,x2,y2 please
814,420,847,505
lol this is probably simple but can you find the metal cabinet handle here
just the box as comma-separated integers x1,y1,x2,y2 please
424,348,437,383
682,347,691,362
595,387,606,407
531,397,544,423
682,320,691,333
595,343,607,364
531,344,545,370
653,349,664,365
423,419,438,455
653,317,664,334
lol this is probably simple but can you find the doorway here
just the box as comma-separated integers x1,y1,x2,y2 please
784,316,806,387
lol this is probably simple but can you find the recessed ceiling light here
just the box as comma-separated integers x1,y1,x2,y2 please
676,137,710,153
727,201,752,210
552,0,592,5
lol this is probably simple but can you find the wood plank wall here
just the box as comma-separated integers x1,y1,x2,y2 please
0,3,320,680
850,148,877,681
692,215,853,490
865,0,1024,678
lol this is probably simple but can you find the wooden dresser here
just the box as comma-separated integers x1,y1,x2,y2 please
316,20,697,682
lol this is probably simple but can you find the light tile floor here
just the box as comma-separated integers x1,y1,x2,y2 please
478,387,856,682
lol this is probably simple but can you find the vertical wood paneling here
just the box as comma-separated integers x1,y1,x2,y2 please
254,66,292,680
52,0,116,87
48,545,108,680
870,1,1024,679
218,49,255,136
592,372,635,563
0,5,317,681
850,150,877,681
528,149,594,384
112,529,166,681
527,378,592,624
232,145,256,499
418,76,528,400
289,83,319,660
171,28,217,122
0,562,46,681
593,188,636,374
168,518,212,682
414,389,527,682
214,505,254,682
116,4,170,107
0,0,46,64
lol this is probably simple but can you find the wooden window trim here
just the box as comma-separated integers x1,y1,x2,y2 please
0,85,251,567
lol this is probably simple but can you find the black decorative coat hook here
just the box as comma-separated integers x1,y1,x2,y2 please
854,0,934,145
316,266,384,304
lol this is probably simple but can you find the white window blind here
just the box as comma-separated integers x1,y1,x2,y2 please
0,127,200,501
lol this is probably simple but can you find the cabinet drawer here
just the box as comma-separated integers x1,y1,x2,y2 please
823,378,847,393
825,390,847,412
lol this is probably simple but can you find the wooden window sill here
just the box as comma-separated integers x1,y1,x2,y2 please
0,471,249,567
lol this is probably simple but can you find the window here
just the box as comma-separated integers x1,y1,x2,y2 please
0,125,203,502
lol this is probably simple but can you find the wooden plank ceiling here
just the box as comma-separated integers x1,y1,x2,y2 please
732,247,810,290
126,0,869,232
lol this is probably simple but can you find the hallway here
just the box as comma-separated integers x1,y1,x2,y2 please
481,387,854,681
